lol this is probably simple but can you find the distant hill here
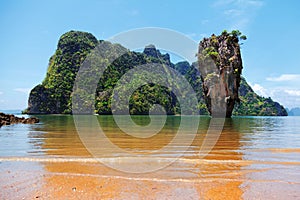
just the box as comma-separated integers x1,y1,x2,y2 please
288,108,300,116
24,30,287,116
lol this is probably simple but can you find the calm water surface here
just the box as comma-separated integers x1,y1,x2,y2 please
0,115,299,199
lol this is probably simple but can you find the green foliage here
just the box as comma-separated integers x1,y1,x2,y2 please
233,77,288,116
174,61,189,75
230,30,242,37
222,30,228,35
240,35,247,40
228,30,247,42
203,47,219,59
27,84,57,114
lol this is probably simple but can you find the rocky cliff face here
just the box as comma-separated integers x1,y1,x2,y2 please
198,31,244,118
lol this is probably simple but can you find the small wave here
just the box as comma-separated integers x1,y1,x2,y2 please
1,156,300,166
0,156,249,164
36,171,300,185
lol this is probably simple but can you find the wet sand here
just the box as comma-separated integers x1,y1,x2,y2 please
1,151,299,199
1,141,299,199
1,158,246,199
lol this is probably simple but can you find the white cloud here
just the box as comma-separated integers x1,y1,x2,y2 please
0,91,3,95
284,90,300,97
14,88,31,94
248,81,300,109
266,74,300,82
250,83,268,97
263,74,300,108
271,89,300,109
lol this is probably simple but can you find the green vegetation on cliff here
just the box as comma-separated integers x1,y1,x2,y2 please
233,78,288,116
26,31,99,114
25,30,287,116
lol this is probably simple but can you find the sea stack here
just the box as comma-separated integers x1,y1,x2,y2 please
198,30,245,118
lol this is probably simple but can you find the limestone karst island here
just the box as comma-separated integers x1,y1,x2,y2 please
23,30,287,117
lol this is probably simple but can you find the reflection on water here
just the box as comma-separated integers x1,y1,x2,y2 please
0,115,300,199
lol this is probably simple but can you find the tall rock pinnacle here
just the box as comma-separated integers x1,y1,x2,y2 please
198,30,245,118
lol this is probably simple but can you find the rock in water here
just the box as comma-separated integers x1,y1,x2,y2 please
0,112,39,128
198,31,244,118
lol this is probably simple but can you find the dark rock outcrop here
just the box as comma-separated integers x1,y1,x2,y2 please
0,112,39,128
198,31,243,118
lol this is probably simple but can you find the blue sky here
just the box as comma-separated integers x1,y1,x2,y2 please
0,0,299,110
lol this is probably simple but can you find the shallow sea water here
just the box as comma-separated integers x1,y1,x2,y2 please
0,115,299,199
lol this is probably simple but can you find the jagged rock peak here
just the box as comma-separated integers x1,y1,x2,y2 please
198,30,245,118
143,44,170,61
143,44,159,58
